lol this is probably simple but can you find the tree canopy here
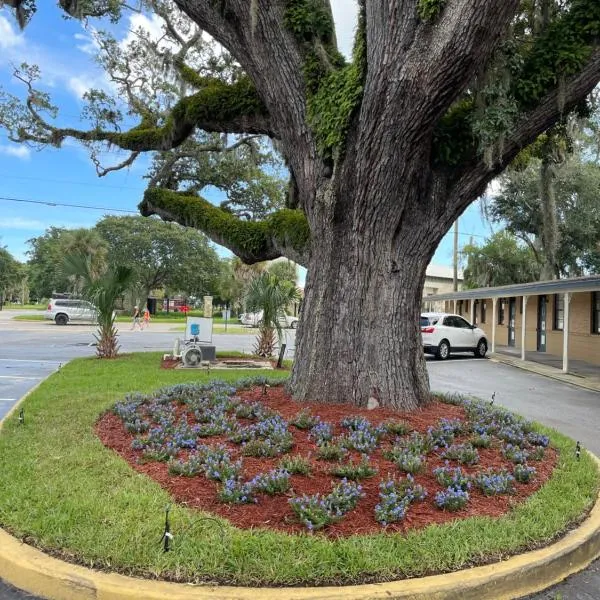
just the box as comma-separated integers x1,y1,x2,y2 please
0,246,24,303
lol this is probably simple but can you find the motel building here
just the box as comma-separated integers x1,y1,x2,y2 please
426,275,600,372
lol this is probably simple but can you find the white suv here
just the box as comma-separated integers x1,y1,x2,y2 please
45,298,99,325
421,312,488,360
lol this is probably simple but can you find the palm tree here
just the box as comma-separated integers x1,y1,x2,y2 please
63,253,133,358
245,272,301,357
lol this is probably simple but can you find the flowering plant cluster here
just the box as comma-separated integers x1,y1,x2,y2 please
474,468,515,496
433,463,472,491
375,475,427,525
514,464,536,483
502,444,529,464
441,443,480,465
249,468,291,495
291,409,319,430
435,487,469,511
218,477,257,504
343,423,382,453
279,454,312,475
289,479,363,531
527,432,550,447
497,426,527,447
380,419,411,435
471,433,492,448
395,431,432,455
309,421,335,445
316,442,348,461
383,447,426,474
331,456,378,480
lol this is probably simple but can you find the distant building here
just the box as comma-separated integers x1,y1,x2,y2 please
422,265,463,312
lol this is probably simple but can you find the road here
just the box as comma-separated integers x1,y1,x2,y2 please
0,312,598,599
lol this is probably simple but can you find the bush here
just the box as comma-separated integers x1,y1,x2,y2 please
279,455,312,475
435,487,469,511
291,409,319,430
474,469,516,496
442,443,480,465
330,457,378,480
375,475,427,525
433,463,471,491
514,464,536,483
316,442,348,461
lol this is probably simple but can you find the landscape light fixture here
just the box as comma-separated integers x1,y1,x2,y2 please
18,408,24,425
160,505,173,552
576,441,581,461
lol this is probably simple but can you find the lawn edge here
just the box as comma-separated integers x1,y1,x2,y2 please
0,372,599,599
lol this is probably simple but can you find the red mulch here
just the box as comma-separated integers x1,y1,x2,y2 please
96,386,557,538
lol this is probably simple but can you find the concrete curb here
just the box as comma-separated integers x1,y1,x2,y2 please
488,354,600,394
1,383,600,599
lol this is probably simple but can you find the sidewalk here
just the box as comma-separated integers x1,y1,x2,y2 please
490,347,600,393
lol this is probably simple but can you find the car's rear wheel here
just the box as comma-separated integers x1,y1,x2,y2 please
474,338,488,358
436,339,450,360
55,314,68,326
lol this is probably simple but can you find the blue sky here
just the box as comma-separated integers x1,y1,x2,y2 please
0,3,493,283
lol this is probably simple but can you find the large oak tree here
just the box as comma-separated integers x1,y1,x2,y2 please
3,0,600,409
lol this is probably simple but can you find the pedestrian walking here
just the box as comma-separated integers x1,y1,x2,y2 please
142,306,151,330
131,305,141,330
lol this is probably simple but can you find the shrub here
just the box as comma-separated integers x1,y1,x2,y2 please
471,433,492,448
198,445,242,481
474,468,515,496
250,468,291,495
330,457,378,480
316,442,348,462
529,446,546,461
375,475,427,525
442,443,479,465
435,487,469,511
386,448,426,474
380,419,411,436
394,431,432,454
168,452,203,476
242,438,290,458
309,421,334,445
278,454,311,475
433,463,471,491
514,464,536,483
502,443,529,464
343,425,381,453
527,432,550,447
497,426,526,447
291,409,319,430
218,477,257,504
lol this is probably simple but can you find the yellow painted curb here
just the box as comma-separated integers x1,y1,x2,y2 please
1,381,600,599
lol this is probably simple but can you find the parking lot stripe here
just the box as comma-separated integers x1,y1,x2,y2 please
0,376,42,380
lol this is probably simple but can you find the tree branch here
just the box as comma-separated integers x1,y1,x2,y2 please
449,47,600,219
15,76,274,151
139,188,309,266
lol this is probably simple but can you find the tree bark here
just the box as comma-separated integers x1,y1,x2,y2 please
289,159,445,409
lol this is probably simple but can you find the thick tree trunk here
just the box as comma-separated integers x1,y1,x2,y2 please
290,173,442,410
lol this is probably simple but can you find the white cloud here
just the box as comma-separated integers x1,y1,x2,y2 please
0,14,23,49
67,75,94,99
0,144,31,159
74,31,100,55
0,217,45,230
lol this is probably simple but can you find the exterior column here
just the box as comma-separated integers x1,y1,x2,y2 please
521,296,528,361
563,292,571,373
492,298,497,353
470,299,475,325
453,299,457,314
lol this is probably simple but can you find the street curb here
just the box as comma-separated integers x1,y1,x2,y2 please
1,387,600,599
488,354,600,394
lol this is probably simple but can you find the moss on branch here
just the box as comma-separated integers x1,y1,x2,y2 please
284,0,366,157
140,188,310,264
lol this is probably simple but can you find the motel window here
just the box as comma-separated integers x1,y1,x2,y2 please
554,294,564,331
498,299,505,325
519,297,523,314
457,300,463,315
592,292,600,334
481,300,486,324
473,300,479,325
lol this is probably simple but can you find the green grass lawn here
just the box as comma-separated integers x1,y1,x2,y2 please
0,353,597,586
12,314,46,321
3,303,46,310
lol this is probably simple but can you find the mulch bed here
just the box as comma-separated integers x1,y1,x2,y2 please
96,386,557,538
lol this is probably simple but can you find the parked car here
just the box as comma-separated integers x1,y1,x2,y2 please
240,311,299,328
45,298,100,325
420,312,488,360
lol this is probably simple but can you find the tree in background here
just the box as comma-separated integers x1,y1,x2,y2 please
26,228,108,300
63,253,133,358
489,155,600,278
245,272,301,357
268,259,298,286
4,0,600,408
461,231,541,288
95,216,221,304
0,247,24,306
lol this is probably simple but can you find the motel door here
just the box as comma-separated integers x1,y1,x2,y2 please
537,296,547,352
508,298,516,347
